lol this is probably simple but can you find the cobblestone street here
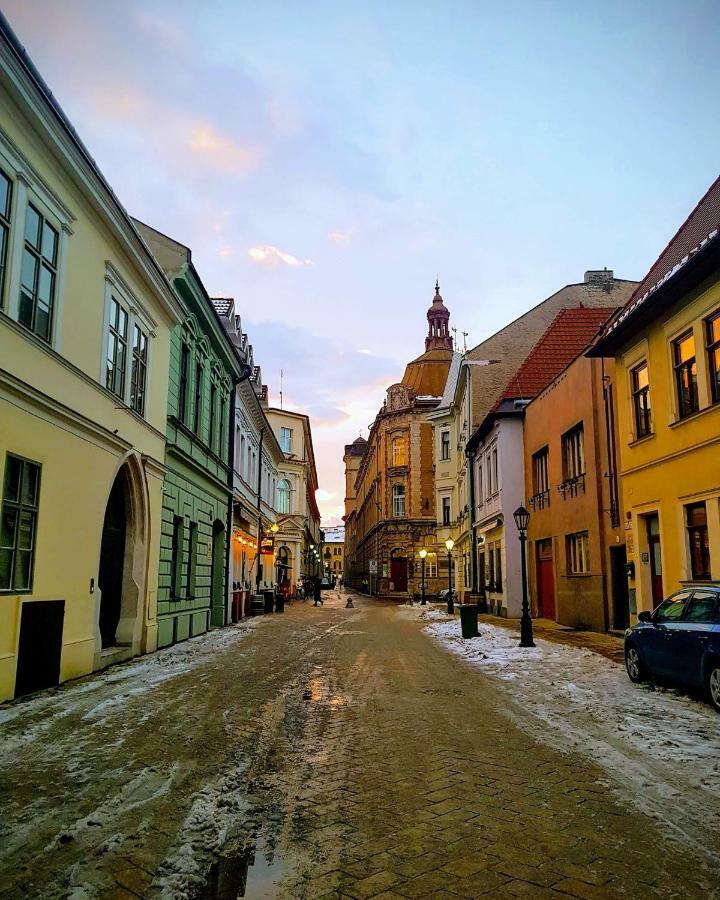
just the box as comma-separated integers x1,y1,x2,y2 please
1,591,719,899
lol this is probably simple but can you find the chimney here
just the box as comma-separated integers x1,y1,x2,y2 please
584,267,615,290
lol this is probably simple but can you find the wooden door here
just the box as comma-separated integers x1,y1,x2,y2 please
646,515,663,608
390,556,407,592
536,540,555,620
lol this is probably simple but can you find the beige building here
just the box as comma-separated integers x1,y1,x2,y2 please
0,21,182,700
265,402,321,590
323,525,345,577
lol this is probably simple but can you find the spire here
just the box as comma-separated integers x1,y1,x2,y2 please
425,279,453,351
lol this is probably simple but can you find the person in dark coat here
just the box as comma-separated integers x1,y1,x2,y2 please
313,577,323,606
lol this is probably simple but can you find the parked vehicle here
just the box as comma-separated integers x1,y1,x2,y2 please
437,589,456,604
624,586,720,713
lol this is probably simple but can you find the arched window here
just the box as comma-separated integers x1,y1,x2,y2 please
277,479,291,514
392,484,405,518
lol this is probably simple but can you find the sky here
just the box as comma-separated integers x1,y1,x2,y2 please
5,0,719,525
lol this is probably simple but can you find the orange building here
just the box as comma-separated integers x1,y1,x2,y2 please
344,284,454,597
524,313,629,631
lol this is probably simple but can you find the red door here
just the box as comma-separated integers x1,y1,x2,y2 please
646,514,664,608
536,540,555,620
390,556,408,592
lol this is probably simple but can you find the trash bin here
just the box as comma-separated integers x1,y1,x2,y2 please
459,603,479,639
251,594,265,616
275,592,285,613
263,590,274,614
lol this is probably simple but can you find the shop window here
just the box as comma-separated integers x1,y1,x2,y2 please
673,330,699,418
0,455,41,592
686,502,711,580
631,361,652,438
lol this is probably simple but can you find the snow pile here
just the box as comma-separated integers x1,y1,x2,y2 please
414,608,720,856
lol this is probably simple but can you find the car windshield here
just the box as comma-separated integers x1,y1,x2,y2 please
654,593,691,622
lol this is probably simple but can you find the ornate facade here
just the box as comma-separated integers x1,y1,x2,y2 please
344,284,454,597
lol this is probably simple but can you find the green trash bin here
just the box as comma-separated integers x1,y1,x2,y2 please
459,603,479,639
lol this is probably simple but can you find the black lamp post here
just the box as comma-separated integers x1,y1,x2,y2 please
445,538,455,615
419,549,427,605
513,505,535,648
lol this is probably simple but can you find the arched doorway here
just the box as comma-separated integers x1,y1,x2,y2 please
98,470,128,647
210,519,226,627
96,455,148,659
390,547,408,592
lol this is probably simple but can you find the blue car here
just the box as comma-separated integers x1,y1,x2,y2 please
624,586,720,713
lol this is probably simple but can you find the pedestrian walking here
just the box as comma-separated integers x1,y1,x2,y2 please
313,577,323,606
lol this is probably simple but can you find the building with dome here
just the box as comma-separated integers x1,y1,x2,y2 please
343,283,454,597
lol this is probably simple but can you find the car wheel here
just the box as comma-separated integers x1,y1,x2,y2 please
625,644,646,683
708,665,720,714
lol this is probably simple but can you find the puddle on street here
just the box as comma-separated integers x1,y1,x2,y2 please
202,837,287,899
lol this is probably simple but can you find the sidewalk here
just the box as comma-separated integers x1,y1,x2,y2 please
423,600,625,664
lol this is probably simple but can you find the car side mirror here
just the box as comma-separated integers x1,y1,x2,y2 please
638,611,652,623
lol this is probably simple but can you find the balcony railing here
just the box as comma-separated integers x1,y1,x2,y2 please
529,489,550,511
558,473,586,499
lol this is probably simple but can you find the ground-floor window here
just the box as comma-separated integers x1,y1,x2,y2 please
686,502,711,580
1,454,41,592
566,531,590,575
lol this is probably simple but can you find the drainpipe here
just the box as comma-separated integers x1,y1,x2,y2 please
255,426,265,593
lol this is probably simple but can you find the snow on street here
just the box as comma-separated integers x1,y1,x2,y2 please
416,607,720,859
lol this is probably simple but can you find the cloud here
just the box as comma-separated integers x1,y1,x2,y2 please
187,123,259,174
328,228,355,244
247,245,314,268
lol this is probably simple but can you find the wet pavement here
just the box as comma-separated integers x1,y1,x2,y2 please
1,590,718,899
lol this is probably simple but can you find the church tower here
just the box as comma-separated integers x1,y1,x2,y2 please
425,280,453,351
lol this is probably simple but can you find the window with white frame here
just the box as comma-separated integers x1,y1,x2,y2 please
392,435,408,466
19,203,58,342
425,552,438,578
277,478,291,514
476,461,483,506
566,531,590,574
392,484,406,518
442,496,451,526
103,279,153,417
491,447,498,494
280,427,293,453
440,430,451,461
562,424,585,480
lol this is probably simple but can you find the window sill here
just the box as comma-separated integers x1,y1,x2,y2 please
669,404,717,428
567,573,593,578
628,433,655,448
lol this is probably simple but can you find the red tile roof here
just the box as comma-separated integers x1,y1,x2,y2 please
500,306,616,402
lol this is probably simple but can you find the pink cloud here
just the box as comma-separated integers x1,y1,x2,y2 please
247,245,314,268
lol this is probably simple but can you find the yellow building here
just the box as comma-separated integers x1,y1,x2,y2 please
0,21,181,699
591,177,720,618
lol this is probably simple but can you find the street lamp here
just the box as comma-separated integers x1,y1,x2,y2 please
513,505,535,648
419,549,427,605
445,538,455,615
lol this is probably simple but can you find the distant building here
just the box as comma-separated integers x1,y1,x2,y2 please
590,177,720,618
344,283,454,597
265,403,321,590
323,525,345,576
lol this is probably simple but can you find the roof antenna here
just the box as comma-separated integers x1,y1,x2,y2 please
279,369,283,409
462,331,468,352
452,326,458,349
